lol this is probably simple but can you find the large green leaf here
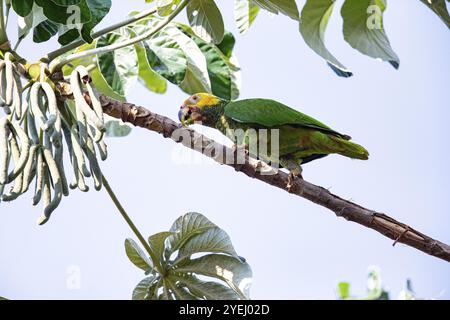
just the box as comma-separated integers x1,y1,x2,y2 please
341,0,399,69
175,227,239,264
148,231,175,263
11,0,34,17
187,0,225,44
167,212,216,256
173,254,252,299
132,275,159,300
169,274,240,300
300,0,352,77
135,43,167,94
186,32,240,100
96,32,138,96
81,0,112,43
420,0,450,29
104,119,132,137
35,0,91,24
164,276,198,300
253,0,299,20
143,23,211,93
142,25,188,85
125,238,153,272
156,0,182,16
234,0,260,34
18,3,47,41
33,20,59,43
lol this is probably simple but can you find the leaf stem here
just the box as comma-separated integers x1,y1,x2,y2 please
102,174,164,275
0,0,10,49
44,8,158,62
49,0,190,72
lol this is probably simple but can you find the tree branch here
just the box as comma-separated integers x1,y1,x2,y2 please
99,95,450,264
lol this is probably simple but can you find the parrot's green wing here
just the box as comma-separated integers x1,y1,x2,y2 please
225,99,350,139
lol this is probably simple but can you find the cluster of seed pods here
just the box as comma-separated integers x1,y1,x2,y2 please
0,59,107,225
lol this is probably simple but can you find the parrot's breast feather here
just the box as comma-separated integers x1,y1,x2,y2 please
224,99,350,140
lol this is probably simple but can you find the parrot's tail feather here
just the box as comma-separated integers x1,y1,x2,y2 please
332,137,369,160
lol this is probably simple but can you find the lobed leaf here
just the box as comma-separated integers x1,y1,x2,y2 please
341,0,399,69
300,0,352,77
124,238,153,272
187,0,225,43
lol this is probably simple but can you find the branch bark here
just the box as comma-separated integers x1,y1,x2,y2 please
99,95,450,263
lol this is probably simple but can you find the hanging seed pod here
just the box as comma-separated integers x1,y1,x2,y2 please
4,53,14,106
84,135,102,191
30,82,48,131
21,145,38,194
70,67,105,142
12,70,22,120
0,117,10,185
37,166,51,226
6,121,30,183
41,146,63,219
2,134,23,202
40,81,62,146
32,149,44,206
55,144,69,197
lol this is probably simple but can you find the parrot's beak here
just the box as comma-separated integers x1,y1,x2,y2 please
178,107,186,126
178,105,192,126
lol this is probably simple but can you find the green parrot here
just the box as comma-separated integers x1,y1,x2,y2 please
178,93,368,183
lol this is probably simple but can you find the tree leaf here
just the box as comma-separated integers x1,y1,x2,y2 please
81,0,112,43
167,212,217,257
169,274,240,300
105,119,133,137
148,231,175,263
11,0,34,17
18,3,47,41
138,21,188,84
187,0,225,43
186,31,241,100
173,254,252,299
234,0,260,34
132,275,159,300
156,0,182,16
341,0,399,69
216,32,236,59
420,0,450,29
33,20,59,43
34,0,91,24
124,238,153,272
135,43,167,94
96,32,138,96
300,0,352,77
143,24,211,93
164,276,199,300
175,227,239,264
50,0,82,5
253,0,299,20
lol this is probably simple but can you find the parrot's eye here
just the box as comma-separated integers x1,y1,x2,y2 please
191,95,198,103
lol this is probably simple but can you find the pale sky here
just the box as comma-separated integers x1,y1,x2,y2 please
0,1,449,299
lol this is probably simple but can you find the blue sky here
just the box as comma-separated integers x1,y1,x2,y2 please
0,1,449,299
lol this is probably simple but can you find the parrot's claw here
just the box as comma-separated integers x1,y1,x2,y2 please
231,144,248,165
287,168,303,192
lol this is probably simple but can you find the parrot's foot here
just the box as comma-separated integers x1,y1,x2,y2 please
287,168,303,191
231,144,248,164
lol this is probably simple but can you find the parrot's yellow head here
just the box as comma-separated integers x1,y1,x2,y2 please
178,93,226,126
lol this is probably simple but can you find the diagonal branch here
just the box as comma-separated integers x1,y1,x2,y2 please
99,95,450,263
